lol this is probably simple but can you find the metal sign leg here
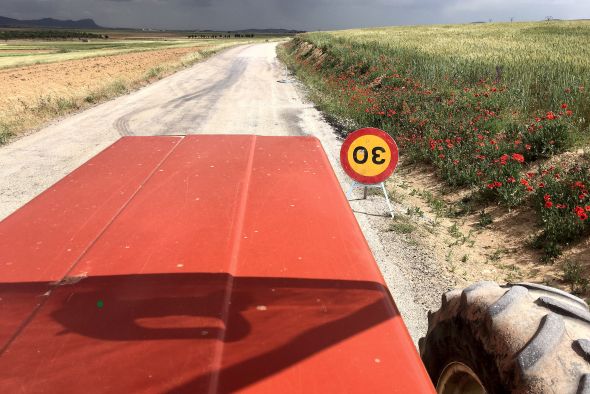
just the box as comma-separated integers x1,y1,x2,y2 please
345,181,358,200
381,182,394,218
346,181,394,218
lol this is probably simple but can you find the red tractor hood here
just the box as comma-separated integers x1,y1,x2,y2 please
0,135,434,393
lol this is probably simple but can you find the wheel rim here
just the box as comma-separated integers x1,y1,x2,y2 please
436,361,486,394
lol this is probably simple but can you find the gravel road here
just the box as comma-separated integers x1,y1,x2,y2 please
0,42,446,344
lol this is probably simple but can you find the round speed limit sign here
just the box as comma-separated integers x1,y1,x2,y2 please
340,128,399,184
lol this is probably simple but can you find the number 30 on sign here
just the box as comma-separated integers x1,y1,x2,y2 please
340,128,399,184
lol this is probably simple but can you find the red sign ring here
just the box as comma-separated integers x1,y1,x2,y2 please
340,128,399,184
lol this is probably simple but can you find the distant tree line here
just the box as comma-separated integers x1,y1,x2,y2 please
187,33,256,39
0,30,108,40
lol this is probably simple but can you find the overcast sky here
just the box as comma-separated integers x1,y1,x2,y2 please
2,0,590,31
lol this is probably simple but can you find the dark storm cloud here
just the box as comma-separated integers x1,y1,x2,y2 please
2,0,589,30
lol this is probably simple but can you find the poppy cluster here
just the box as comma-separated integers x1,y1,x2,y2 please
534,166,590,246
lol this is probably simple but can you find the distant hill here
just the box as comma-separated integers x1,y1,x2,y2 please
0,16,103,29
0,16,303,34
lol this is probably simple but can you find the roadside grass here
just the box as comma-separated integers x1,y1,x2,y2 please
0,121,13,144
145,66,165,80
412,189,448,218
563,260,589,295
477,210,493,228
388,215,416,234
0,40,262,144
390,221,416,234
448,223,463,239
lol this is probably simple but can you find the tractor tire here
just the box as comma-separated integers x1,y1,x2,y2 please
419,281,590,394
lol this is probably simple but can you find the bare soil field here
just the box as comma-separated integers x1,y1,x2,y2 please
0,41,245,142
0,45,208,108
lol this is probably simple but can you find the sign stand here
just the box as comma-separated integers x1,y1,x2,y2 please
346,180,394,218
340,127,399,219
278,65,294,84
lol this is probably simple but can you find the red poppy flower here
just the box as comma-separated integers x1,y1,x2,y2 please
546,112,556,120
538,183,545,188
575,206,588,220
544,194,551,202
511,153,525,163
566,110,573,116
521,179,530,186
545,201,553,208
561,103,568,109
